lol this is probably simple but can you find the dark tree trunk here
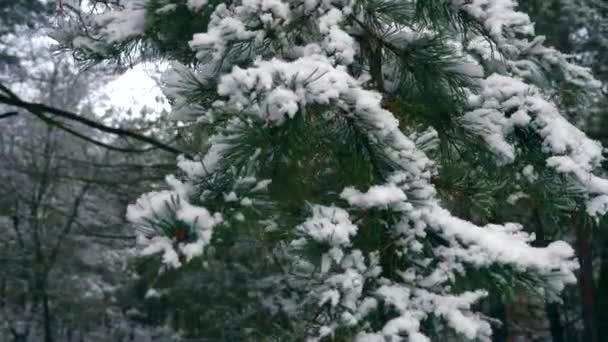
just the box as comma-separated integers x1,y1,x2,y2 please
575,220,599,342
597,228,608,342
42,288,53,342
545,303,565,342
532,210,565,342
33,272,54,342
1,278,5,309
67,326,73,342
490,296,509,342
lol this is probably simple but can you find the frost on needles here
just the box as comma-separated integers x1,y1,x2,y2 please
63,0,605,340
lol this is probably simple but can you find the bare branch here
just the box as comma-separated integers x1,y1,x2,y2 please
0,111,18,120
0,83,185,155
34,111,164,153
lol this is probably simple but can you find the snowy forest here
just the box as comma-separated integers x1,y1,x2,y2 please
1,0,608,341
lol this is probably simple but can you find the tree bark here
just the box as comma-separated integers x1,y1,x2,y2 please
575,219,599,342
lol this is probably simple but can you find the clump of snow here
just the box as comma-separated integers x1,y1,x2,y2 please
521,165,538,183
156,4,178,14
318,7,355,64
127,190,176,225
128,178,223,267
507,191,528,205
296,205,357,247
139,236,182,268
461,74,529,163
510,109,531,127
341,184,408,209
263,87,300,124
145,288,162,299
189,10,257,61
187,0,208,11
95,1,149,43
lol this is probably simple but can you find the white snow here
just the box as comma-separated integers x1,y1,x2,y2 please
341,184,408,209
95,1,148,43
127,180,222,267
187,0,208,11
522,165,538,183
297,205,357,247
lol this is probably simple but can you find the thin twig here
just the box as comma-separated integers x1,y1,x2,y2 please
0,111,18,120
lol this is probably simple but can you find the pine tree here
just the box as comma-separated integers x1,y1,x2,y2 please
61,0,607,340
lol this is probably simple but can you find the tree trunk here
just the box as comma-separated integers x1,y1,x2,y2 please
532,209,565,342
1,278,5,309
575,220,599,342
490,296,509,342
597,227,608,342
42,287,54,342
545,303,565,342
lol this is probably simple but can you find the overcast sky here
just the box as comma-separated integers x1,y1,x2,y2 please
93,63,171,119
